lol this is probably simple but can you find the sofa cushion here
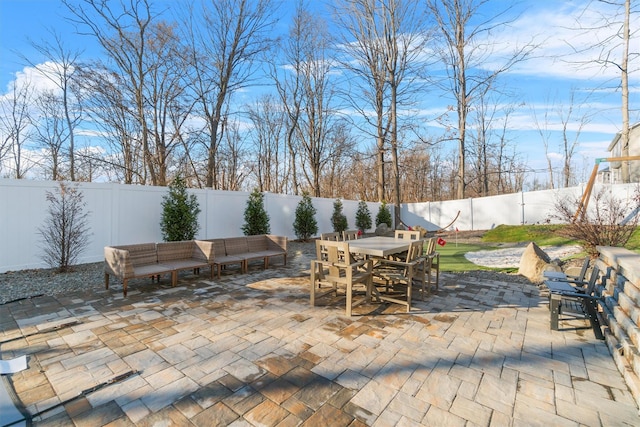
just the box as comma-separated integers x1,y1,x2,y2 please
246,235,269,252
157,241,195,263
113,243,157,266
225,237,249,256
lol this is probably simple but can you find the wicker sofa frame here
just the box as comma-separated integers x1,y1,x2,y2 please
104,235,288,296
104,240,214,297
203,235,288,278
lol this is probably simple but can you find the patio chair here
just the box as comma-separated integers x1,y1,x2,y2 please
320,232,341,241
545,265,604,340
543,256,590,283
373,240,425,312
343,230,360,241
394,230,421,240
310,240,374,316
420,237,440,293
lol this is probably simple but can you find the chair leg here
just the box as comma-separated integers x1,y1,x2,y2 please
310,262,317,307
105,273,110,289
171,271,178,287
583,298,604,340
406,276,412,313
550,294,561,331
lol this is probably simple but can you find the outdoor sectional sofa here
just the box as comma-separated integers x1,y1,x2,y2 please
203,235,288,278
104,235,288,296
104,240,215,297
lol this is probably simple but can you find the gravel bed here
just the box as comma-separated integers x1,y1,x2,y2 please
0,241,534,305
0,262,105,305
0,241,316,305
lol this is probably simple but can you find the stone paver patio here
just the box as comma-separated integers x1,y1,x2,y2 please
1,245,639,426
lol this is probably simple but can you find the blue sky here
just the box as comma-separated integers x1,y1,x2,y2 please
0,0,638,187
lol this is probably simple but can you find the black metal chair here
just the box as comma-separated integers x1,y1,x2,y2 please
545,265,604,340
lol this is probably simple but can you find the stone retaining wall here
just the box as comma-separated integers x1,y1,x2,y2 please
597,246,640,409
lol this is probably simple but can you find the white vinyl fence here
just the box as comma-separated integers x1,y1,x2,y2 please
0,180,381,272
0,178,637,273
403,183,639,231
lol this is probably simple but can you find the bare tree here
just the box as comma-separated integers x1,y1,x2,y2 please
33,90,69,180
334,0,392,203
319,121,358,199
74,65,145,184
426,0,534,199
493,103,525,194
246,94,287,192
467,84,522,196
143,20,194,186
66,0,156,182
569,0,637,182
0,79,34,178
181,0,278,189
531,94,556,189
37,182,91,272
557,91,591,187
269,0,307,196
21,30,83,181
532,90,591,189
67,1,194,185
217,117,247,191
334,0,428,225
290,3,338,197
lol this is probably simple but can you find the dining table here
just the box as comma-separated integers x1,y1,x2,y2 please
346,236,413,258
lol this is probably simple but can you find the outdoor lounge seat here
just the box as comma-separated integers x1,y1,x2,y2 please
545,265,604,340
156,240,214,282
244,235,288,271
208,238,247,278
104,240,215,297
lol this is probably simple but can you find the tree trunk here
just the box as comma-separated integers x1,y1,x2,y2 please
620,0,630,182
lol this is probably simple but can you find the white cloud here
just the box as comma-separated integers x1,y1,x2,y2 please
4,63,61,95
479,2,639,82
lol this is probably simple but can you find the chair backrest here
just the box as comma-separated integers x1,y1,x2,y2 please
343,230,359,241
584,265,601,295
320,232,341,241
577,257,590,281
406,240,424,262
425,237,437,255
315,240,352,277
395,230,421,241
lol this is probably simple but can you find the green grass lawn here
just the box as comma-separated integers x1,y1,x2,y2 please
436,242,496,272
482,224,576,246
436,224,640,272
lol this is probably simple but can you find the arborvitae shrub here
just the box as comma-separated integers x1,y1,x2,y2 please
293,193,318,241
376,201,392,228
160,175,200,241
355,200,372,233
331,199,348,232
242,189,271,235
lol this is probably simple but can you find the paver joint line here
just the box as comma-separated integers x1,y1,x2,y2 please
0,320,81,345
28,370,141,419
